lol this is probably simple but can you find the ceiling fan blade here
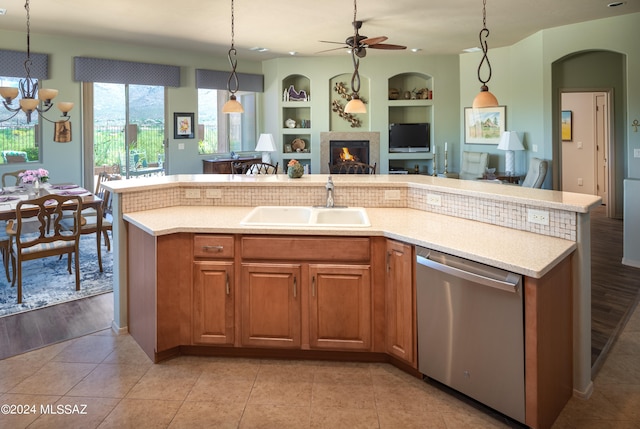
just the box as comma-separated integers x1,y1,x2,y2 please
368,43,407,50
315,46,349,54
361,36,387,46
319,40,350,45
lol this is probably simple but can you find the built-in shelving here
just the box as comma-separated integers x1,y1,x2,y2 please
387,72,435,174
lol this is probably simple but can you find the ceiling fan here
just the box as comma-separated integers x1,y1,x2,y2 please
318,1,406,57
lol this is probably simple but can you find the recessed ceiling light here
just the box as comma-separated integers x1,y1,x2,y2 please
289,51,298,56
249,47,269,52
0,8,7,15
410,48,422,53
463,47,482,53
608,1,625,7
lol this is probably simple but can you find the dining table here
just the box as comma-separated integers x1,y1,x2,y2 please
0,182,104,271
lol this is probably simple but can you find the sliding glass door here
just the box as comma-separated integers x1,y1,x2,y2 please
92,83,166,181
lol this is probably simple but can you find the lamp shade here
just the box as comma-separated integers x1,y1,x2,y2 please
497,131,525,151
497,131,524,176
255,133,276,163
255,133,276,152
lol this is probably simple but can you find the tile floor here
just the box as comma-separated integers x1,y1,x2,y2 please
1,302,639,429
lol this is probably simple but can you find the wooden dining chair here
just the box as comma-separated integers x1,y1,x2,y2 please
9,194,83,304
2,170,26,187
328,162,377,175
61,188,112,272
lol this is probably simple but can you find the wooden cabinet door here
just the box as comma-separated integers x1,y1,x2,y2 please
308,264,372,351
193,261,234,345
385,240,416,365
241,263,302,348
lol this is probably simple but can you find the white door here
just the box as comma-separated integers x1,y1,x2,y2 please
595,93,609,205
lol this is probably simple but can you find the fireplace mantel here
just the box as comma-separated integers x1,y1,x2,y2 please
320,132,380,173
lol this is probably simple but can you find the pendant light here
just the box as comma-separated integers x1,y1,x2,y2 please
222,0,244,113
344,0,366,114
0,0,73,124
472,0,499,108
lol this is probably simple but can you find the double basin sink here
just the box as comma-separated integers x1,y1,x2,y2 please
240,206,370,227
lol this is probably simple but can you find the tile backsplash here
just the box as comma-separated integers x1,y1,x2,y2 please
120,184,576,241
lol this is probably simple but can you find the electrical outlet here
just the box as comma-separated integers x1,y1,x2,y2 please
206,188,222,199
532,144,538,153
185,189,200,199
577,178,583,186
384,190,401,201
426,194,442,206
527,208,549,226
634,148,640,158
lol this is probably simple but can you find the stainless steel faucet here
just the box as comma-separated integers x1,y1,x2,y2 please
325,176,335,208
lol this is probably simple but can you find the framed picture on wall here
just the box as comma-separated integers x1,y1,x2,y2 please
174,112,194,139
561,110,573,141
464,106,506,144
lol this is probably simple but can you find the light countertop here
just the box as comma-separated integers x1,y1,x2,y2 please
124,206,575,279
105,174,602,214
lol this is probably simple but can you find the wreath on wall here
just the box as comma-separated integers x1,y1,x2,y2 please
332,82,364,128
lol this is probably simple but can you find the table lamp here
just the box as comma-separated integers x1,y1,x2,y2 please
254,133,277,164
497,131,524,176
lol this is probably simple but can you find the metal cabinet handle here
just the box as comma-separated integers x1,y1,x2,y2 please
226,273,230,295
202,245,224,252
293,276,297,298
312,275,316,297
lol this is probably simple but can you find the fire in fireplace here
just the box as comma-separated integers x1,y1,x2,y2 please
329,140,369,168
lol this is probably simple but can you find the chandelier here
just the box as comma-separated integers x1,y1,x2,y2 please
0,0,73,124
472,0,499,108
221,0,244,113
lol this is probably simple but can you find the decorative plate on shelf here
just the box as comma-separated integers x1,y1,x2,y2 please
292,138,306,151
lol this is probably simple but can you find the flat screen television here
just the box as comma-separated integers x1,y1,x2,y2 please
389,123,430,153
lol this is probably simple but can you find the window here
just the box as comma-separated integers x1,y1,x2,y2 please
197,89,256,155
0,76,42,163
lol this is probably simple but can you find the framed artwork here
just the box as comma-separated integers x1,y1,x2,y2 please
174,112,194,139
464,106,506,144
561,110,573,141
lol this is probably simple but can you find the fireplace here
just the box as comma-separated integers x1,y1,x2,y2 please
320,132,380,173
329,140,370,167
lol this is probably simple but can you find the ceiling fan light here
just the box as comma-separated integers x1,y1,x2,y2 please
344,96,366,114
472,86,499,108
222,95,244,113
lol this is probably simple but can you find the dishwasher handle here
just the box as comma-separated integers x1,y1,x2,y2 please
417,252,521,293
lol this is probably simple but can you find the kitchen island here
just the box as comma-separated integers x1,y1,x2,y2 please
104,173,600,429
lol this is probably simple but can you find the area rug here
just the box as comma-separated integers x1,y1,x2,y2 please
0,235,113,317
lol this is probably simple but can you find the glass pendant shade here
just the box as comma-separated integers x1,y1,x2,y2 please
222,95,244,113
38,88,58,101
19,98,39,112
472,87,499,108
57,101,74,115
0,87,19,100
344,96,366,114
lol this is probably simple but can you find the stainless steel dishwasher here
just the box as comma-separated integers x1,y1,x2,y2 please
416,247,525,424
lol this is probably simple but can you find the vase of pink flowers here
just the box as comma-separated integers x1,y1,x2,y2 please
19,168,49,186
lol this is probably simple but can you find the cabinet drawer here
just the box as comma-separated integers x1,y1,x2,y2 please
241,236,370,262
194,235,234,259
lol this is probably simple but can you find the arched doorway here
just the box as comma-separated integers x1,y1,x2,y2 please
552,50,626,219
